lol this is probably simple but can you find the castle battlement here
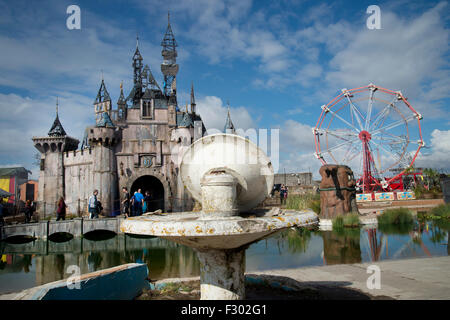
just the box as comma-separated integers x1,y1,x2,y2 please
64,148,94,166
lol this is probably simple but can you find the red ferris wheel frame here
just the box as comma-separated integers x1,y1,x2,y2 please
313,84,424,193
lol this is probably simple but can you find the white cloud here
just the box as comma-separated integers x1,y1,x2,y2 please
323,2,449,118
0,93,92,179
196,95,256,132
415,129,450,171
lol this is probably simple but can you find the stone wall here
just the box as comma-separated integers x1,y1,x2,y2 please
63,149,95,216
274,172,313,186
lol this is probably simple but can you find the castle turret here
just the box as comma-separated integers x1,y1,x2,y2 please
128,36,144,108
117,81,127,122
32,98,79,214
94,78,112,123
88,92,121,215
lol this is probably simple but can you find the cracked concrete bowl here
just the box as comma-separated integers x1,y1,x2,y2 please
120,210,318,250
180,133,274,212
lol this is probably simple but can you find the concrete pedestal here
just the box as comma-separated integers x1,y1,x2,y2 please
200,172,238,218
196,248,246,300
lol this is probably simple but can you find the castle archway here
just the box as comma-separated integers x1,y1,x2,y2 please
130,175,165,212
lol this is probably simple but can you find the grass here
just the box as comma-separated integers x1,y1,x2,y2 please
377,207,414,235
429,204,450,218
377,207,414,225
285,193,321,214
332,213,360,229
418,204,450,230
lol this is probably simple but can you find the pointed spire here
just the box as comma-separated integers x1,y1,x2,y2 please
94,78,111,104
133,34,143,61
224,101,236,134
48,98,67,137
190,82,196,114
190,82,196,105
117,81,125,104
161,11,178,50
56,96,59,117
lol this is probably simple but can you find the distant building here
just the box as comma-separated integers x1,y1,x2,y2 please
19,180,38,202
0,167,31,204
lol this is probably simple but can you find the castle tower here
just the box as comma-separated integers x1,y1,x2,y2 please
161,12,179,106
87,110,120,216
32,98,79,215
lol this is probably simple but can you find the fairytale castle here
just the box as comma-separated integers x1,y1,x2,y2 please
32,17,208,216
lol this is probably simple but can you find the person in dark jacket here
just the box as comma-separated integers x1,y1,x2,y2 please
280,185,286,205
143,191,151,213
56,197,67,221
24,200,33,223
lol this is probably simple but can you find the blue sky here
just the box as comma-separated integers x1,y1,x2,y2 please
0,0,449,179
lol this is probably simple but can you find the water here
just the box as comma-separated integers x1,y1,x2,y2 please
0,220,448,295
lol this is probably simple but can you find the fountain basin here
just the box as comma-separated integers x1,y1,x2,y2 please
120,209,318,250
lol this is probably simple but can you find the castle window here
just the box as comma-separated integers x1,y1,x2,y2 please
142,100,152,119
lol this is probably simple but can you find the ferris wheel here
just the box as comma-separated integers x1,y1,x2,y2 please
313,84,424,193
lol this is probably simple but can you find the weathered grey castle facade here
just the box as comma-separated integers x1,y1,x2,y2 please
32,18,206,216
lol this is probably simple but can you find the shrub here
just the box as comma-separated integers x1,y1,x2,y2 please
378,207,414,225
332,213,360,230
430,204,450,218
342,213,360,227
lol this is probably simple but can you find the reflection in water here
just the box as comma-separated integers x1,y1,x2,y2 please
0,235,201,294
274,228,313,254
0,220,449,295
34,235,201,286
321,230,362,265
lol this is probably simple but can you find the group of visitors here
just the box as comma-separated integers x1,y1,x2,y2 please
48,190,102,221
51,187,148,221
121,187,153,218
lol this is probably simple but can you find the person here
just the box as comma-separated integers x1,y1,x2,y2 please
0,198,4,227
88,190,99,219
143,191,151,213
96,200,103,217
56,197,67,221
24,200,33,223
280,185,286,205
121,187,131,217
284,185,289,202
133,189,144,216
